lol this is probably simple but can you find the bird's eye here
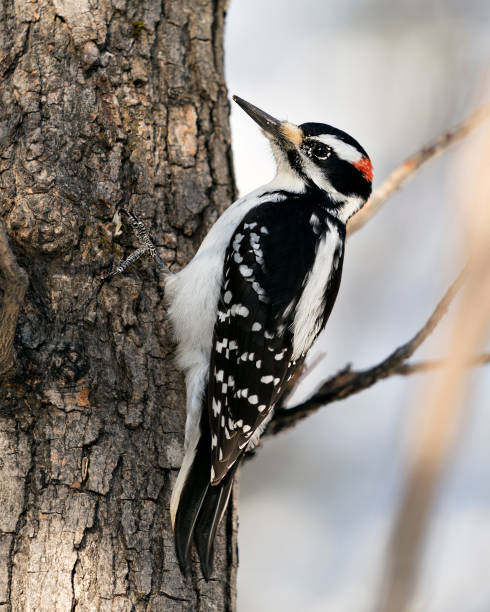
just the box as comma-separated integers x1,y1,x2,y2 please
309,142,331,160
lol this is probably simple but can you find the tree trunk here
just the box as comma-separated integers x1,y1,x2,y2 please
0,0,237,610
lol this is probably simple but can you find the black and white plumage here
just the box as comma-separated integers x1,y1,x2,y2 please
166,96,373,579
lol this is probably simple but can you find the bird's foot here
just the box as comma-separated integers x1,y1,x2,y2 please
103,209,164,280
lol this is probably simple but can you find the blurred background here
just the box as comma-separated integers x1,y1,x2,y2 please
224,1,490,610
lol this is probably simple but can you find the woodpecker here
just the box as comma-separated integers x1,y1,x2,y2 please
166,96,373,579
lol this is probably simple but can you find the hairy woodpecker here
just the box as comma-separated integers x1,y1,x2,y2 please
166,96,373,579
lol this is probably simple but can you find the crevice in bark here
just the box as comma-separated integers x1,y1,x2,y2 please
6,419,35,609
0,222,29,376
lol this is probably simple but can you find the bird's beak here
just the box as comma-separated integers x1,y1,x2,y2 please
233,95,303,149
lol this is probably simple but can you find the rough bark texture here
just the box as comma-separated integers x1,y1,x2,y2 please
0,0,237,610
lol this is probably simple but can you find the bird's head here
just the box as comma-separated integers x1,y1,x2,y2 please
233,95,373,223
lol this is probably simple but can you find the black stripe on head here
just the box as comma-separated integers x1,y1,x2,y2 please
287,149,307,178
299,122,372,200
327,156,372,200
300,122,369,160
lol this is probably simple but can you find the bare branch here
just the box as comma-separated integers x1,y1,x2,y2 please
347,103,490,237
271,271,465,435
0,221,28,375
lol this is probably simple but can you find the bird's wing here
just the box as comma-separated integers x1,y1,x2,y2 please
207,198,342,484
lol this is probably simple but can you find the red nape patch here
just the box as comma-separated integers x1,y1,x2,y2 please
353,157,373,182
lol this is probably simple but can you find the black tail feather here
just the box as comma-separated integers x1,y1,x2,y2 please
173,413,211,575
172,409,237,579
194,466,237,579
173,464,209,575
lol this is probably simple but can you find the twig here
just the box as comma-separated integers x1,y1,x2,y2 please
0,221,28,375
392,352,490,375
347,103,490,236
271,271,465,434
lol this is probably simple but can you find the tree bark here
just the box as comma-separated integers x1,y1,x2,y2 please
0,1,237,610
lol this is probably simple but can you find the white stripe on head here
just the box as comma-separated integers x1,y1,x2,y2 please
313,134,363,164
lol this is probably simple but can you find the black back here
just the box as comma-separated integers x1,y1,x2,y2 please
208,191,345,483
